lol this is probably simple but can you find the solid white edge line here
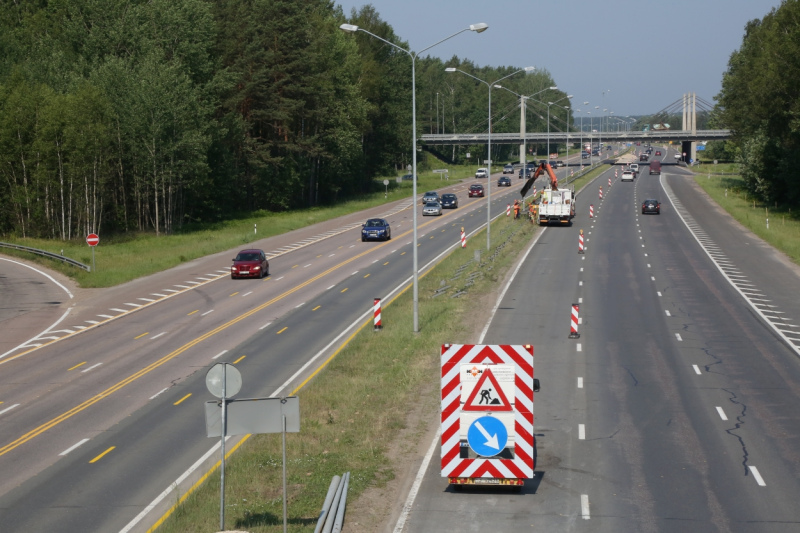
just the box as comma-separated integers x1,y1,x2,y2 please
122,220,468,533
212,350,227,360
59,438,90,456
675,333,683,341
0,308,72,361
716,406,728,421
0,257,74,298
579,424,585,440
693,365,702,375
749,465,766,486
149,388,169,400
581,494,590,519
0,403,21,416
577,377,583,388
392,427,441,533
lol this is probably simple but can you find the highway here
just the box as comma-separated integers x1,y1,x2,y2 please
399,147,800,532
0,158,579,532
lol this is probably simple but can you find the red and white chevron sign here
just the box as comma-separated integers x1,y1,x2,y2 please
441,344,534,482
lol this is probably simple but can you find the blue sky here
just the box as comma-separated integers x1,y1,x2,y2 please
336,0,784,117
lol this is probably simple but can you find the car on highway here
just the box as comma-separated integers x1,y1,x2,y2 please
642,199,661,214
468,183,485,197
548,160,558,168
422,191,440,204
607,145,613,151
582,152,590,159
440,193,458,209
361,218,392,241
629,163,639,176
423,201,442,216
475,168,488,178
649,160,662,175
621,170,634,182
674,153,682,161
231,249,270,279
556,160,565,167
503,164,514,174
639,154,649,162
655,150,662,156
498,176,512,187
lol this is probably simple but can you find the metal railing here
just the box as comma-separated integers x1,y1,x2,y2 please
0,242,91,271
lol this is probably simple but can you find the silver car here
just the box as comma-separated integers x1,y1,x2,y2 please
421,191,440,204
423,201,442,216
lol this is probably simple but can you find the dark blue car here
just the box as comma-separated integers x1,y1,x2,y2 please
361,218,391,242
440,193,459,209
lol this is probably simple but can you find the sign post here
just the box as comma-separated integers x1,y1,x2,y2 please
86,233,99,273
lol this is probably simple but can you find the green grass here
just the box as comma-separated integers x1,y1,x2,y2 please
0,166,478,288
693,174,800,264
155,212,538,533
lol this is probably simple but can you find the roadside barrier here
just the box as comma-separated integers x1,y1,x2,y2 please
460,227,466,249
373,298,382,330
506,204,511,217
589,204,594,218
578,229,585,254
599,186,603,200
569,303,581,339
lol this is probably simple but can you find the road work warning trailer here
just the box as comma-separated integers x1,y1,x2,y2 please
441,344,539,488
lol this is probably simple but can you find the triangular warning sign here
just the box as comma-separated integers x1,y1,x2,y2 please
462,367,512,411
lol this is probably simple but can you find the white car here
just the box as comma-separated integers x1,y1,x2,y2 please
422,201,442,216
621,170,634,182
475,168,488,178
629,163,639,176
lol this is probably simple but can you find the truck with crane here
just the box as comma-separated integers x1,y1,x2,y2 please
520,162,576,225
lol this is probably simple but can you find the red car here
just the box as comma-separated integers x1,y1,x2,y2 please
468,184,485,197
655,150,662,156
231,249,270,279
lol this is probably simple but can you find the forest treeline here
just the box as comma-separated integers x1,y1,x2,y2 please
0,0,561,240
717,0,800,206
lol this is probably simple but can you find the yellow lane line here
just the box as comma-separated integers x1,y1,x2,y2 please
229,292,239,297
312,306,321,311
276,327,288,335
187,310,199,316
363,274,370,279
0,213,437,458
173,394,192,406
383,262,389,266
341,288,348,293
134,332,149,340
291,265,298,269
68,362,87,371
89,446,115,463
232,355,246,365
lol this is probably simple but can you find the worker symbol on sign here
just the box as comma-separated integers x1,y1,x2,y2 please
462,368,512,411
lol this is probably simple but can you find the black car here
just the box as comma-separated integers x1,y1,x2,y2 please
441,193,458,208
642,199,661,215
361,218,392,241
497,176,512,187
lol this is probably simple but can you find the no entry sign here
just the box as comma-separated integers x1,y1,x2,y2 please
86,233,99,247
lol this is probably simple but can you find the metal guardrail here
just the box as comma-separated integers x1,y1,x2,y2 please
0,242,91,271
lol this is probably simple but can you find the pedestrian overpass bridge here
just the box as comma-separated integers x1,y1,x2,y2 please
419,129,731,146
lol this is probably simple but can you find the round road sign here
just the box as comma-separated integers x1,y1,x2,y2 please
86,233,100,247
205,363,242,399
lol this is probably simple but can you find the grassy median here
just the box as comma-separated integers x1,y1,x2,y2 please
156,215,539,532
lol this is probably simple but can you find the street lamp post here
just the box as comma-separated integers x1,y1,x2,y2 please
494,85,558,172
446,66,535,251
340,22,488,333
546,95,573,162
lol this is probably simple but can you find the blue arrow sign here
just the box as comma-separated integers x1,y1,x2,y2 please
467,416,508,457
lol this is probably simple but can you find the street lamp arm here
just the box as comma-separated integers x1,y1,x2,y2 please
418,23,488,55
340,24,414,59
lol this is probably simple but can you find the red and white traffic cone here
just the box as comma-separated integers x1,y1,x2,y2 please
599,186,603,200
461,227,466,249
578,229,585,254
373,297,382,330
589,204,594,218
608,177,612,187
614,169,618,178
569,303,581,338
506,204,511,217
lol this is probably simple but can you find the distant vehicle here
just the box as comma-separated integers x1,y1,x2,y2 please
440,193,458,208
503,164,514,174
548,160,558,168
475,168,488,178
639,154,649,162
400,173,415,181
655,150,662,156
361,218,391,241
649,160,661,174
642,199,661,214
582,152,590,159
231,249,270,279
468,184,485,197
422,191,440,204
423,201,442,216
674,153,682,161
556,160,565,167
621,170,634,182
607,145,613,151
629,163,639,176
519,168,530,179
498,176,512,187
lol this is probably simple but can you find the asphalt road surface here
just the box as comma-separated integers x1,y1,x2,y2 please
0,159,581,533
399,146,800,532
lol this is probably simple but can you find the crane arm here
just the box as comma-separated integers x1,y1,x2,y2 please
520,162,558,198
